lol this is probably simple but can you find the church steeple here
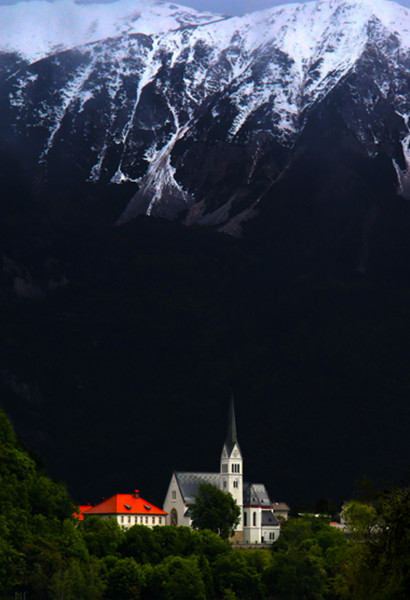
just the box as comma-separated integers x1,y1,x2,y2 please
220,393,243,531
225,392,240,456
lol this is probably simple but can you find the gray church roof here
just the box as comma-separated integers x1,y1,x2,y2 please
261,511,280,527
175,472,220,504
224,394,241,455
243,483,272,507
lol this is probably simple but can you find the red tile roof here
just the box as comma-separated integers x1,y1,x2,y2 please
74,504,94,520
85,491,167,516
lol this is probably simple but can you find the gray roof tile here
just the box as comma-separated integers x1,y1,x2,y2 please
243,483,272,507
175,472,220,504
261,510,279,526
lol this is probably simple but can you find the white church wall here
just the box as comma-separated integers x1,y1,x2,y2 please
261,527,280,543
243,507,262,544
163,473,191,527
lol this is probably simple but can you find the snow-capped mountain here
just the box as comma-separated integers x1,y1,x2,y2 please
1,0,410,259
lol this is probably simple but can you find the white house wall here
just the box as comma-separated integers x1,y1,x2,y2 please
88,514,165,529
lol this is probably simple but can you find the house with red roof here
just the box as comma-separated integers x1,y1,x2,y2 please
82,490,167,528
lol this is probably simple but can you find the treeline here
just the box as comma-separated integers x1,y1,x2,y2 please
1,406,409,600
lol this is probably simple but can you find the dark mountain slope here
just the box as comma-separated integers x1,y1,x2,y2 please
1,210,410,509
1,0,410,508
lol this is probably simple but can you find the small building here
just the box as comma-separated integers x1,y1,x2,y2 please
272,501,291,521
83,490,167,528
163,396,286,545
243,483,280,544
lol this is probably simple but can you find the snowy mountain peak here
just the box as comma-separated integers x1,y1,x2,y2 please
0,0,225,63
1,0,409,65
1,0,410,238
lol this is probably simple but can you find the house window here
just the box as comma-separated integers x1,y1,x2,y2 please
152,517,155,525
253,512,256,527
172,490,177,500
145,516,148,524
128,516,131,523
120,516,124,523
244,512,247,526
140,516,143,524
159,517,162,524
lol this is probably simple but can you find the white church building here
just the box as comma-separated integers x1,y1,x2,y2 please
163,397,282,544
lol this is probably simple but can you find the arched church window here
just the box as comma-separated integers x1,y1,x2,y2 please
170,508,178,526
244,512,247,526
253,512,256,526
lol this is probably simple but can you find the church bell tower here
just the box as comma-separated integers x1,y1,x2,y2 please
220,394,243,532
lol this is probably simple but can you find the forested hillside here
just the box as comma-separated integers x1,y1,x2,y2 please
1,407,409,599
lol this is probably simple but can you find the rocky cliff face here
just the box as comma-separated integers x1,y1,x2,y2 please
1,0,410,267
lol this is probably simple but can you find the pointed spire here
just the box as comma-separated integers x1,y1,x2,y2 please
225,391,240,455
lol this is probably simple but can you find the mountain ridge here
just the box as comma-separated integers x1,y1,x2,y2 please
1,0,410,509
2,0,409,236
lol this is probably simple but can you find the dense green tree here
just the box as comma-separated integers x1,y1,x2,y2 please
119,524,162,564
0,407,94,598
103,556,145,600
213,550,268,600
190,483,240,539
265,516,348,600
80,515,124,558
48,558,105,600
150,555,207,600
188,527,231,560
0,537,24,595
336,486,410,600
152,525,230,562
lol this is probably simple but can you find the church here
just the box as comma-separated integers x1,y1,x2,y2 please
163,397,285,544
